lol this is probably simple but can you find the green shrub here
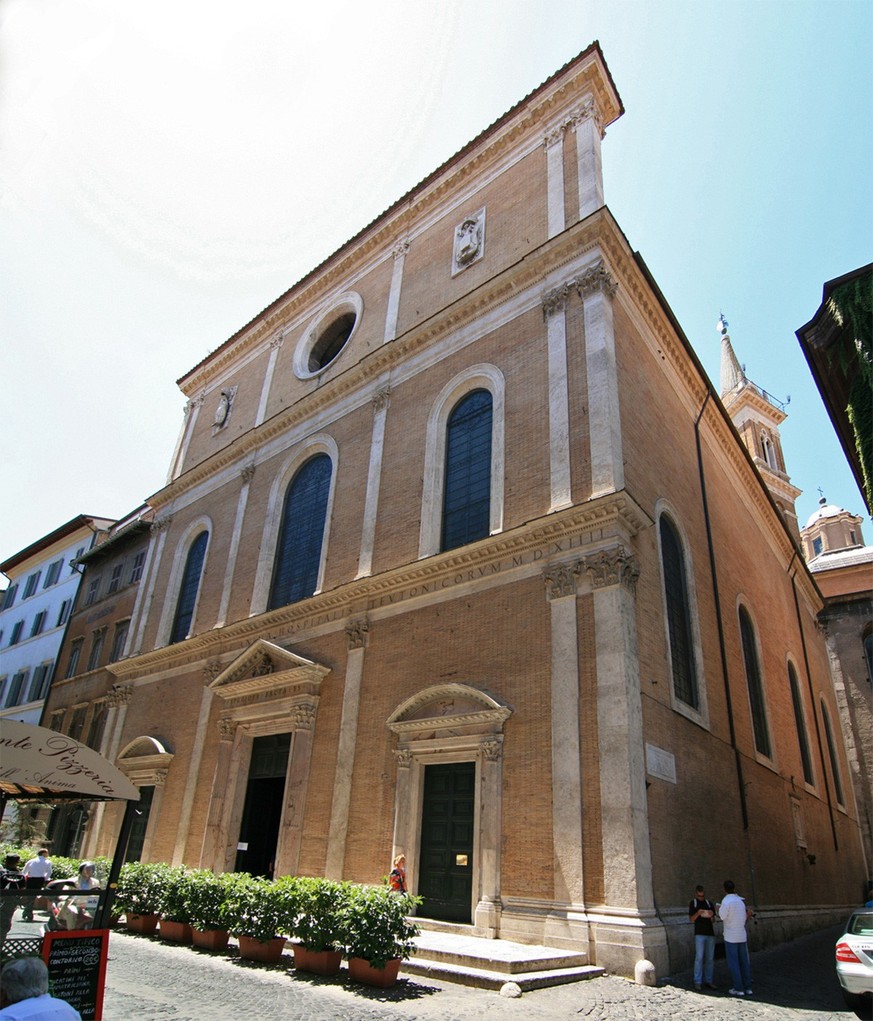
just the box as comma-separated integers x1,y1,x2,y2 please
114,861,173,917
342,884,420,969
155,865,193,924
225,873,292,944
183,869,237,932
291,876,349,953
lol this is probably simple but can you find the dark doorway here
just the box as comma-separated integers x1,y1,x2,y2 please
418,761,474,922
125,785,154,862
235,733,291,878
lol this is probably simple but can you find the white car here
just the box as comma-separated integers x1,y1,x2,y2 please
836,909,873,1018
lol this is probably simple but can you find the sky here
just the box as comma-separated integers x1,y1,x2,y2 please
1,0,871,563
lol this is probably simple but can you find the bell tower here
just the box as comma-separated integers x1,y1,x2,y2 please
718,314,802,541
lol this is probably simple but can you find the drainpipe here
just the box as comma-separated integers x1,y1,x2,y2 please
787,553,839,851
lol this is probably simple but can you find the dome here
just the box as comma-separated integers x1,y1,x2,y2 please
804,497,848,530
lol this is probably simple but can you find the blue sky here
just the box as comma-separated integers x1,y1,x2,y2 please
1,0,870,561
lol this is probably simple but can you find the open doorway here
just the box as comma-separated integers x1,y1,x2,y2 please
234,733,291,878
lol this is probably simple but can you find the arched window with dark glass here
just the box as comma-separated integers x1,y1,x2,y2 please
788,663,814,785
269,454,332,609
738,606,771,757
820,699,845,807
170,530,208,644
441,389,492,552
659,515,698,709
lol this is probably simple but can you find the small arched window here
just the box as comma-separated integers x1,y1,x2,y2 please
738,606,771,758
788,663,814,785
441,389,493,552
269,454,332,609
659,515,698,709
170,531,208,644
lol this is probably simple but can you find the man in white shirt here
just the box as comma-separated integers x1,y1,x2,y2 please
718,879,754,996
21,851,52,923
0,957,81,1020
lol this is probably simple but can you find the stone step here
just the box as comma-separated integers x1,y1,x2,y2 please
405,924,604,991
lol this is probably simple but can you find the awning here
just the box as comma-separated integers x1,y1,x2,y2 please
0,719,139,802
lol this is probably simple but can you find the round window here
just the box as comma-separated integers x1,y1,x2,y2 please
293,293,363,379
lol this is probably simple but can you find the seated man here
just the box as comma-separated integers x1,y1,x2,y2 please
0,956,81,1020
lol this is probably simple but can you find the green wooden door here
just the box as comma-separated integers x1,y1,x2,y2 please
418,762,475,922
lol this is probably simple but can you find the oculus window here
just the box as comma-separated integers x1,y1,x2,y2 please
293,293,362,379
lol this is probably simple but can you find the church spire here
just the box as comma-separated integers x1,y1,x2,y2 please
718,313,746,396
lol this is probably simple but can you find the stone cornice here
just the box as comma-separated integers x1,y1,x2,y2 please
177,54,620,397
149,215,611,512
109,491,650,682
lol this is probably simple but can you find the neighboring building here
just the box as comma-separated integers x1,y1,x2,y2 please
42,44,865,977
39,506,153,858
0,515,114,725
797,263,873,515
801,498,873,878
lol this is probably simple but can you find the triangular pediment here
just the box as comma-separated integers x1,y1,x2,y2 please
210,639,330,702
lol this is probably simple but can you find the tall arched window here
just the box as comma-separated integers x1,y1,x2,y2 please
269,454,332,609
738,606,771,758
659,515,698,709
820,700,845,807
441,389,493,552
788,662,814,785
170,530,208,644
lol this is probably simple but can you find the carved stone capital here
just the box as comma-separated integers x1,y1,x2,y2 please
570,96,605,137
575,261,618,300
293,701,318,731
372,386,391,413
239,464,256,484
269,332,285,351
203,660,222,683
542,283,570,319
393,238,410,260
346,617,370,650
150,515,173,535
218,717,236,741
191,391,207,409
107,684,133,708
482,738,503,762
543,563,580,600
394,748,413,769
583,547,639,591
543,122,567,149
153,769,169,787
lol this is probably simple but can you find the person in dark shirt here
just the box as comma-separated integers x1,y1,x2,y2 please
688,884,717,990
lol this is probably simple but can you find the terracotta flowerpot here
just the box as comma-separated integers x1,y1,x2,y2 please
237,934,287,964
348,956,402,988
159,919,193,943
192,927,230,951
293,946,342,976
125,912,159,935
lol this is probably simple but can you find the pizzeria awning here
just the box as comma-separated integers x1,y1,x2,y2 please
0,719,139,802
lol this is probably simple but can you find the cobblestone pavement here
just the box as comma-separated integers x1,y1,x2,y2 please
96,923,862,1021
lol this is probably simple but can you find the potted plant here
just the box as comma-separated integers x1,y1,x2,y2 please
115,862,170,935
226,874,291,964
343,884,420,987
291,877,348,976
184,869,235,951
156,865,194,943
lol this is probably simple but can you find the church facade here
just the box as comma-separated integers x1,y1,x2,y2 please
43,44,865,976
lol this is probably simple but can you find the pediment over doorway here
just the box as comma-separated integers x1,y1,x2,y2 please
387,683,512,739
117,735,174,786
209,639,330,705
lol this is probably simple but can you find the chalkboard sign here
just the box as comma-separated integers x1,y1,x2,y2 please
41,929,109,1021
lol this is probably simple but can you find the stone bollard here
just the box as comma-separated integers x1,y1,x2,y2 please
634,959,657,986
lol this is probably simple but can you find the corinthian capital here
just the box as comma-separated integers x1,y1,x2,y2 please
372,386,391,413
542,283,569,319
575,261,618,299
583,547,639,591
543,563,579,600
107,684,133,708
346,617,370,650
